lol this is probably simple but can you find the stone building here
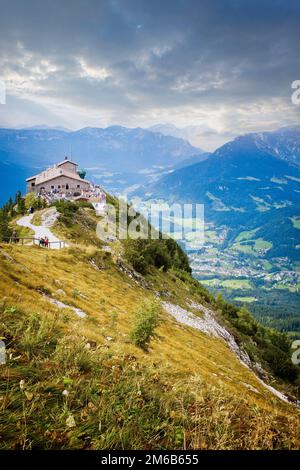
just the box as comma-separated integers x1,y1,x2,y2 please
26,157,90,196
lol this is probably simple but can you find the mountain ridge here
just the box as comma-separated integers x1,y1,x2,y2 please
0,125,201,204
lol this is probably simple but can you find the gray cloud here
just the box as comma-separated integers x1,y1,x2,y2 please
0,0,300,150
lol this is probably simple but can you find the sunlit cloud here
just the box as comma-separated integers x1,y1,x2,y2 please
0,0,299,150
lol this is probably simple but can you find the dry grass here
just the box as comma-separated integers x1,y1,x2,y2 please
0,237,300,449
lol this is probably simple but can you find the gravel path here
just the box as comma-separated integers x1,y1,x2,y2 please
17,208,65,249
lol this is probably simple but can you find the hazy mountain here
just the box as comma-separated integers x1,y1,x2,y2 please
0,126,199,203
24,125,71,132
148,123,206,150
0,126,198,170
218,127,300,167
144,128,300,260
149,124,300,164
172,152,211,169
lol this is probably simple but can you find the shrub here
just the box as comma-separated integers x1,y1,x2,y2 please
124,237,191,275
17,197,26,215
55,200,79,216
55,200,79,226
130,300,161,350
219,301,299,384
25,192,47,210
77,201,93,209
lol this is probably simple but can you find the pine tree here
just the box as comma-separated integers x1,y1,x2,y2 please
0,209,12,241
17,198,26,215
14,190,22,206
7,197,13,212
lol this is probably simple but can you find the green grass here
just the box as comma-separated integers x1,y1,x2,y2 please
275,283,300,293
204,230,219,244
235,228,260,242
222,279,253,290
234,296,257,303
200,278,253,290
255,239,273,250
293,261,300,271
232,238,273,256
31,211,44,226
261,260,273,271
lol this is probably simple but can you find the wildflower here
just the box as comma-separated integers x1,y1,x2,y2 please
66,414,76,428
62,389,69,396
25,391,33,401
19,379,25,390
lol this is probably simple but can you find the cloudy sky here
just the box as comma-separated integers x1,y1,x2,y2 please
0,0,300,150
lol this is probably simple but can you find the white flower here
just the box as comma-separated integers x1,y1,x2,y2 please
19,380,25,390
62,389,69,396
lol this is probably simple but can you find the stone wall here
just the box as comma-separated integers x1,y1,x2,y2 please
34,175,90,194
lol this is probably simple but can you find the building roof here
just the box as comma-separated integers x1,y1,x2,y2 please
26,158,88,185
39,170,89,185
27,167,89,185
57,158,78,168
26,175,39,182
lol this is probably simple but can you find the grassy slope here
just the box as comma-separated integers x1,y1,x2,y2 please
0,207,300,449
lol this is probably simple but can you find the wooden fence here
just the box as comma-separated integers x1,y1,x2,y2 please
1,237,66,249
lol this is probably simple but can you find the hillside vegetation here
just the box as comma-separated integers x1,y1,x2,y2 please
0,197,300,449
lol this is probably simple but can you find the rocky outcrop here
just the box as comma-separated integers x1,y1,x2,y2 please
162,300,252,368
162,300,298,407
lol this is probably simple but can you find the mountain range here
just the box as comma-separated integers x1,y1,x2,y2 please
136,127,300,333
145,127,300,259
0,125,201,204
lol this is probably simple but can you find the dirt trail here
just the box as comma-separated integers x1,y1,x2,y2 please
17,208,66,249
